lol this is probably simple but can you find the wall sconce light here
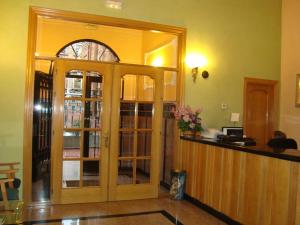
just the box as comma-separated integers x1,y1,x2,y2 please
192,68,209,82
186,54,209,83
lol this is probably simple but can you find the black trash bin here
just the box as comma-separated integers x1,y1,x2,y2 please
169,169,186,200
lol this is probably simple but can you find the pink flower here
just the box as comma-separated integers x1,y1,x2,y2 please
174,105,203,131
183,115,190,122
195,107,203,114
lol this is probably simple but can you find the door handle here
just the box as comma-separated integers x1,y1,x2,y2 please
103,132,110,148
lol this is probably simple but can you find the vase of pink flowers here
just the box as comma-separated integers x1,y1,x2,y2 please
173,105,204,137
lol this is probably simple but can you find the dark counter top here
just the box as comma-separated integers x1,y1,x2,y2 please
181,136,300,163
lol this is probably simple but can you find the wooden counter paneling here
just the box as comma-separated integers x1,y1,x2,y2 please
180,139,300,225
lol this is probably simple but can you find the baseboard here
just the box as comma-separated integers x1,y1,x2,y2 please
159,182,241,224
184,194,242,225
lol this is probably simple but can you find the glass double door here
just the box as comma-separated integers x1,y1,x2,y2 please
51,59,163,204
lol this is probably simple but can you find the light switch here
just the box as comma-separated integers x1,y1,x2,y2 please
221,103,227,110
230,113,240,122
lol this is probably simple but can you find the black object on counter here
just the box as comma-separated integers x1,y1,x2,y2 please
267,138,298,149
216,135,256,146
180,136,300,163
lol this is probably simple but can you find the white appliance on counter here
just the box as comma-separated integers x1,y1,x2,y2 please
201,128,222,139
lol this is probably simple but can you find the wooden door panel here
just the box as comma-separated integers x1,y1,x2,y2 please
247,86,269,145
109,64,163,201
52,60,164,203
244,78,277,146
52,59,112,204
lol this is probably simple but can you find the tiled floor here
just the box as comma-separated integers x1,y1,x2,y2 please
23,194,225,225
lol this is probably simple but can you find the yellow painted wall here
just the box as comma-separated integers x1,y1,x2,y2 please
144,39,177,101
280,0,300,145
0,0,281,193
37,18,143,64
0,1,28,181
141,31,176,58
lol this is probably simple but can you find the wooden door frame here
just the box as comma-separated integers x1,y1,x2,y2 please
24,6,186,204
52,59,114,204
243,77,279,142
108,64,163,201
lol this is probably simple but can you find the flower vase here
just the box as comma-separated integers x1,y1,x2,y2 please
182,130,194,137
194,131,201,138
182,130,201,138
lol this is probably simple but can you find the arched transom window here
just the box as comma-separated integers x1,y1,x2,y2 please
56,39,120,62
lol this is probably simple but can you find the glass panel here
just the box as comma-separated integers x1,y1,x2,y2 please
86,72,103,98
138,103,153,129
65,70,83,97
84,101,101,128
164,71,177,101
120,102,135,129
83,161,100,186
121,75,136,100
62,161,80,188
63,131,81,159
57,41,119,62
117,160,133,185
136,160,150,184
137,131,152,157
83,131,100,158
119,132,134,157
64,100,83,128
138,75,154,101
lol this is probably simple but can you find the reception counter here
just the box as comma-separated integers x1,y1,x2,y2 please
180,137,300,225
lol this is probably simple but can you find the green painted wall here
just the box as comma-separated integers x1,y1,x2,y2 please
0,0,281,192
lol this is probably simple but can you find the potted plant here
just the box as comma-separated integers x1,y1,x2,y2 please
173,105,204,137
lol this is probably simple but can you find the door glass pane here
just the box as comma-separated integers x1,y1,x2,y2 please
84,101,101,128
136,159,150,184
63,131,81,159
83,131,100,158
64,100,83,128
119,132,134,157
117,160,133,185
138,75,154,101
164,71,177,101
83,161,100,186
137,131,152,157
62,160,80,188
65,70,83,97
121,75,136,100
120,102,135,129
86,72,103,98
138,103,153,129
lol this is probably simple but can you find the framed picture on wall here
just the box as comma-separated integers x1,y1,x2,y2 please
296,74,300,107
